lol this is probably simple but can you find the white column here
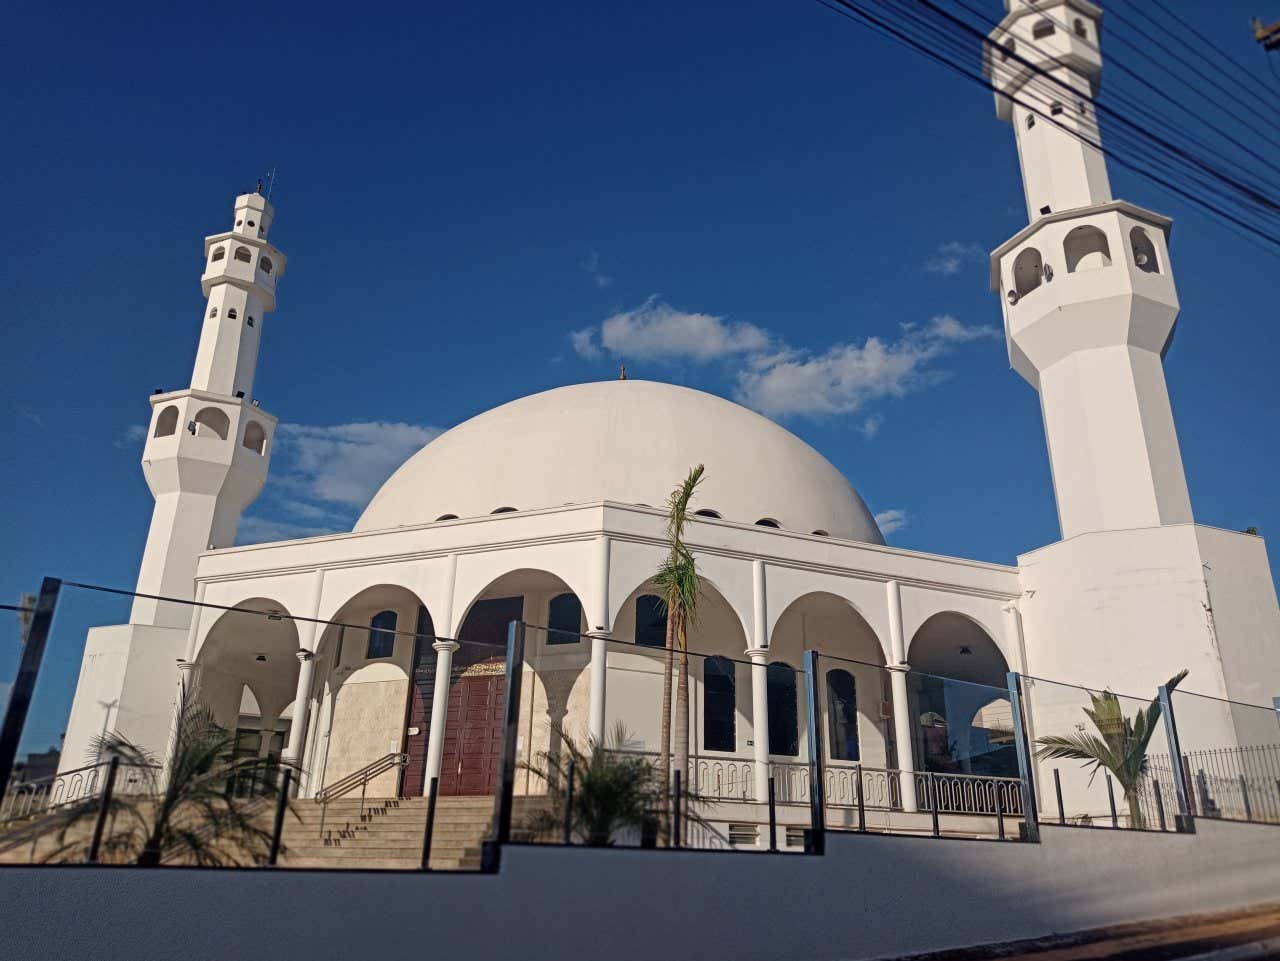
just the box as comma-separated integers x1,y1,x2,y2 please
885,579,918,813
589,637,607,743
281,650,315,766
162,659,200,788
423,639,460,796
588,535,610,742
182,582,207,662
748,559,771,803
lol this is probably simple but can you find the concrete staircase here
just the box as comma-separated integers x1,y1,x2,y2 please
278,796,501,870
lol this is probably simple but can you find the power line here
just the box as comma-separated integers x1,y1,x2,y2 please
809,0,1280,254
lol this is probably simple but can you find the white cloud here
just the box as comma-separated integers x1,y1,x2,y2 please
237,516,337,545
874,508,908,536
859,414,884,439
579,249,613,289
114,424,147,449
736,315,997,418
19,408,45,428
573,298,771,363
924,241,985,277
274,421,442,508
237,420,442,546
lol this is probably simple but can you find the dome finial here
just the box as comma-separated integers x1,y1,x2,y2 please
619,363,627,381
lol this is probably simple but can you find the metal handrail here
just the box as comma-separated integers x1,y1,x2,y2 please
0,760,160,824
314,752,408,839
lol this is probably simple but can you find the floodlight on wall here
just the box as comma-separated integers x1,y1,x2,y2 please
235,390,245,399
1134,251,1149,267
1006,290,1019,305
255,654,267,662
187,420,196,435
1043,264,1054,282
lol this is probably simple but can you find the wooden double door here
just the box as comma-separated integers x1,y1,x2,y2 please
400,596,519,797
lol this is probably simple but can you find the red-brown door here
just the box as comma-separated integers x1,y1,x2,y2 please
437,663,507,796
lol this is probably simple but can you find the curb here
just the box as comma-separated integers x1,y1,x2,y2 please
1178,937,1280,961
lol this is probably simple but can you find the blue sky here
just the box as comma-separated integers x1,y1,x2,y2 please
2,1,1279,747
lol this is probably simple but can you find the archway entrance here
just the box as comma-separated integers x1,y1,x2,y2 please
907,613,1015,778
436,595,522,796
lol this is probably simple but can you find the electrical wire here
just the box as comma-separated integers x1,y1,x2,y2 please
810,0,1280,254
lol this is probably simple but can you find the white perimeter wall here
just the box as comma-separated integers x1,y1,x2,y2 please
4,818,1278,961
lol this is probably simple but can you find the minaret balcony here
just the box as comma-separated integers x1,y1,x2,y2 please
989,202,1179,386
985,0,1102,122
201,233,285,308
141,389,277,500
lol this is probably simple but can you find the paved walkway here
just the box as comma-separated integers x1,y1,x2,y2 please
888,903,1280,961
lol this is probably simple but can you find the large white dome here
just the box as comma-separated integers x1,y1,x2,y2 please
354,380,884,543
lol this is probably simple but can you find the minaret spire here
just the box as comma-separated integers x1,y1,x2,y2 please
131,193,286,626
986,0,1192,540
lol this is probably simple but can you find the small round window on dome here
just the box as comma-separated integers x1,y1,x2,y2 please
435,513,458,521
694,509,721,519
755,518,781,529
491,506,517,514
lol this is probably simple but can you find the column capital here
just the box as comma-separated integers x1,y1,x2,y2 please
885,661,911,674
296,649,314,664
176,658,198,675
744,647,769,664
433,639,460,655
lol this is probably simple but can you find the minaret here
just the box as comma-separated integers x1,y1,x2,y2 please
986,0,1192,540
131,191,286,626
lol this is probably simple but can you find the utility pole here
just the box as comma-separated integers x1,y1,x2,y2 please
1253,16,1280,52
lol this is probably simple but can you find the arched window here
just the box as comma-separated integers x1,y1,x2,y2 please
1050,101,1064,116
826,669,860,761
1064,224,1112,272
367,610,397,659
693,509,721,519
703,657,736,752
1074,18,1087,38
755,518,780,529
435,514,458,522
211,247,225,262
242,420,266,455
1130,226,1160,273
154,405,179,437
547,593,582,645
491,506,517,514
766,662,799,757
234,246,252,264
635,594,667,648
259,257,274,275
227,308,238,320
193,406,230,440
208,306,218,318
1032,19,1054,40
1011,246,1044,299
1025,113,1036,129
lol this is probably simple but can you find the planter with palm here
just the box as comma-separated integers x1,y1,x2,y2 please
519,722,708,846
655,464,704,840
1036,669,1188,828
45,701,288,866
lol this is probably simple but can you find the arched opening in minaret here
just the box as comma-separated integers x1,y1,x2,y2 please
210,247,225,263
1032,19,1054,40
1064,225,1112,273
234,246,252,264
193,406,230,440
154,405,179,438
242,420,267,455
259,257,274,275
1012,247,1043,298
1074,18,1088,39
1130,226,1161,274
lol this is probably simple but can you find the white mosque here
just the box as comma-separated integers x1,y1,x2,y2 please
58,0,1280,840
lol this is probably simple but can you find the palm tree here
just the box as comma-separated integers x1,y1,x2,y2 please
518,722,706,846
46,701,283,866
654,464,704,836
1036,669,1188,828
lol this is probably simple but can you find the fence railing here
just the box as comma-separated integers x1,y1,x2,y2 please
0,761,158,825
